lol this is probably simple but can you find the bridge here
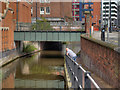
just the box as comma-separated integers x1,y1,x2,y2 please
14,31,85,42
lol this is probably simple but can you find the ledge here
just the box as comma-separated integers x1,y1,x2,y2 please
81,34,118,51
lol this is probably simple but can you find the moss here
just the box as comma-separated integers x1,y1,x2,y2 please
76,50,81,56
62,42,69,45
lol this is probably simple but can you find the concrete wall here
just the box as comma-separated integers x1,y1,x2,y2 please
23,41,41,50
15,41,23,52
80,35,120,88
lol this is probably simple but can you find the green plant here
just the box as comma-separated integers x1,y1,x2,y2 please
76,29,85,31
76,50,81,56
31,18,54,30
23,44,37,53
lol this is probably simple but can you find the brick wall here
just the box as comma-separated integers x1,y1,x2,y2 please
32,2,72,19
2,8,15,51
92,2,101,31
80,35,120,88
1,2,31,52
18,2,31,23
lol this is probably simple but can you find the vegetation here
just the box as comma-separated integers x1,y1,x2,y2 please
23,44,37,53
31,17,54,30
77,50,81,56
76,29,85,31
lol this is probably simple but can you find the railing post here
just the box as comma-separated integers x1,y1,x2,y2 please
84,71,91,90
78,65,82,87
20,24,21,31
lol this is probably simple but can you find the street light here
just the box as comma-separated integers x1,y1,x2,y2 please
36,1,37,30
16,0,18,31
108,0,112,33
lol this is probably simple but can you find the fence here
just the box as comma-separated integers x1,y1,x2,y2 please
65,54,101,90
1,49,16,59
15,22,53,31
50,21,82,26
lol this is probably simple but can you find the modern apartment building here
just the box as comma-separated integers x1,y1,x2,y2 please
72,0,80,21
118,1,120,28
31,0,72,23
102,0,118,26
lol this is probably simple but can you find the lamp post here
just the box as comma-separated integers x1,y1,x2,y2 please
16,0,18,31
109,0,112,33
36,2,37,30
36,2,37,22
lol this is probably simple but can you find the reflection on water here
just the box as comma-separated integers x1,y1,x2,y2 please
2,42,80,89
2,51,65,89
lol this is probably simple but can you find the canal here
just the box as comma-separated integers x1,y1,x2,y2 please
1,42,80,89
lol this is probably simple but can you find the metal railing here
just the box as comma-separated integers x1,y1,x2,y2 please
15,22,85,31
50,21,82,26
65,54,101,90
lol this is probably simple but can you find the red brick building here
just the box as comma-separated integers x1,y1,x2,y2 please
0,1,31,58
17,2,31,23
31,1,72,22
92,2,101,31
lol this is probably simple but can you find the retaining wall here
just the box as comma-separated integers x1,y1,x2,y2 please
80,35,120,88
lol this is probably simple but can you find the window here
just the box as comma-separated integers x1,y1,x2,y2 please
40,7,44,14
75,12,79,15
40,0,50,3
74,0,78,2
46,7,50,14
40,0,45,3
31,7,33,16
45,0,50,3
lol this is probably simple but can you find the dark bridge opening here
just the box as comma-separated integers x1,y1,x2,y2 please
42,42,62,51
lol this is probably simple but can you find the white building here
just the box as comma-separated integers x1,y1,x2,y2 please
118,1,120,27
102,0,118,26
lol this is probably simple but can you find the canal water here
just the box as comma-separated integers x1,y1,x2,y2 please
1,42,80,89
2,51,64,89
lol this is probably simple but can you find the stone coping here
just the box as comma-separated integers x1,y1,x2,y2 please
81,34,118,51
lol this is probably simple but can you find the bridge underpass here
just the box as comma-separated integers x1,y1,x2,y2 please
14,31,85,42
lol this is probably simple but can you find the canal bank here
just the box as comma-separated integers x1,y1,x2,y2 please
0,50,41,67
1,40,43,67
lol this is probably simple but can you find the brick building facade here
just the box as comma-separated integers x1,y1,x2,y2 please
31,1,72,22
92,2,101,30
0,1,31,58
17,2,31,23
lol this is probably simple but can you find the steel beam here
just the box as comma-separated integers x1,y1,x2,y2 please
14,31,85,42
